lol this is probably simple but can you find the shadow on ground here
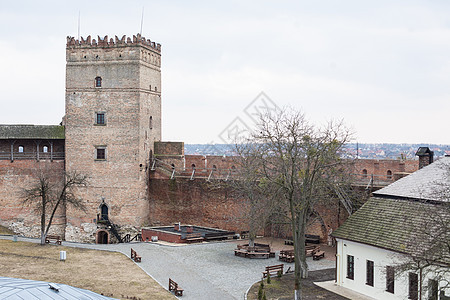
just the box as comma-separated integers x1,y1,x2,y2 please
247,268,349,300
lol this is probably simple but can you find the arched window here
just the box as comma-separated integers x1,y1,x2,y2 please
212,165,217,170
231,165,236,170
149,116,153,129
362,169,368,178
387,170,392,179
191,164,196,169
18,146,24,153
43,146,48,153
95,76,102,87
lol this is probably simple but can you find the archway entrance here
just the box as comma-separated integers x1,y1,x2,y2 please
97,230,108,244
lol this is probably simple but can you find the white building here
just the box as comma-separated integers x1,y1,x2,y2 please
333,156,450,300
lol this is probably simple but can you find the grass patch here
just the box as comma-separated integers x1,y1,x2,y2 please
0,240,175,300
0,225,14,235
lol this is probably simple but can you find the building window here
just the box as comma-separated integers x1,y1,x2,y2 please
43,146,48,153
191,164,196,169
95,76,102,87
149,116,153,129
428,279,438,300
18,146,24,153
408,273,418,300
386,266,395,293
96,112,106,125
362,169,368,178
347,255,354,280
366,260,374,286
387,170,392,179
96,147,106,160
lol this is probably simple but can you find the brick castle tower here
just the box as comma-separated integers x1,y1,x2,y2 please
64,34,161,242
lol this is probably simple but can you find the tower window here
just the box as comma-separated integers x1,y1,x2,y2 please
18,146,24,153
95,76,102,88
96,112,106,125
96,147,106,160
43,146,48,153
362,169,368,178
149,116,153,129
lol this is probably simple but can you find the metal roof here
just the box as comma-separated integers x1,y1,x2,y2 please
0,125,65,140
0,277,117,300
374,157,450,202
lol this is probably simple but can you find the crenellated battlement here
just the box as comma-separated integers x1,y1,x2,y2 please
66,33,161,52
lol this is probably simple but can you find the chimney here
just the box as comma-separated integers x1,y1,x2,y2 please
415,147,434,169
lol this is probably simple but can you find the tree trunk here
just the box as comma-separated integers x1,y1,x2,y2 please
40,195,46,245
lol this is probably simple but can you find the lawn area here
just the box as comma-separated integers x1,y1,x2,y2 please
0,239,175,300
0,225,15,235
247,268,348,300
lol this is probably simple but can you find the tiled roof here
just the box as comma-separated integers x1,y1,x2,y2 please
0,277,116,299
332,197,450,264
374,157,450,202
0,125,64,140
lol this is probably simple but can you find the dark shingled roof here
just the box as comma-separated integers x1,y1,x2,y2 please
0,125,65,139
332,197,449,264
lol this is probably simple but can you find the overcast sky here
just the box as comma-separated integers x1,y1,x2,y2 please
1,1,449,144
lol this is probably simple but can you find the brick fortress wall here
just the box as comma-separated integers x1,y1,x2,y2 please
0,159,65,237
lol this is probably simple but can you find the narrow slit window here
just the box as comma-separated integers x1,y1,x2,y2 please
387,170,392,179
149,116,153,129
408,273,418,300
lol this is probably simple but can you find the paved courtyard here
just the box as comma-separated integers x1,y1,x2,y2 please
1,236,335,300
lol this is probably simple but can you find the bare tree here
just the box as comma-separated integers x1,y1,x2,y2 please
22,171,88,245
236,108,352,300
393,163,450,299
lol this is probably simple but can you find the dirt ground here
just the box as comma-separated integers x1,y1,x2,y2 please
247,268,348,300
232,237,337,261
0,239,175,300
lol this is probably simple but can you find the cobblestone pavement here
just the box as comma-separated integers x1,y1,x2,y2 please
1,236,335,300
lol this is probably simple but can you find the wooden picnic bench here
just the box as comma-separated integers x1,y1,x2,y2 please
169,278,183,296
262,264,284,278
279,249,295,263
305,245,320,257
235,243,275,259
313,250,325,260
45,235,62,245
130,248,141,262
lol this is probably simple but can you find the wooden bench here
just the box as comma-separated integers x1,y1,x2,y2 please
183,233,204,243
305,245,320,257
313,250,325,260
247,251,270,259
234,249,248,257
45,235,61,245
262,264,284,278
279,249,294,263
130,248,141,262
305,234,320,244
169,278,183,296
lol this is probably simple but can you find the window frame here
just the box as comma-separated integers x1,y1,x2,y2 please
18,145,24,153
386,266,395,294
366,260,374,287
408,272,418,300
95,112,106,126
95,76,102,88
95,146,107,161
347,255,354,280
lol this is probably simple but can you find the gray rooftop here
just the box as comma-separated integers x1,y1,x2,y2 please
0,125,65,140
374,156,450,202
0,277,117,300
